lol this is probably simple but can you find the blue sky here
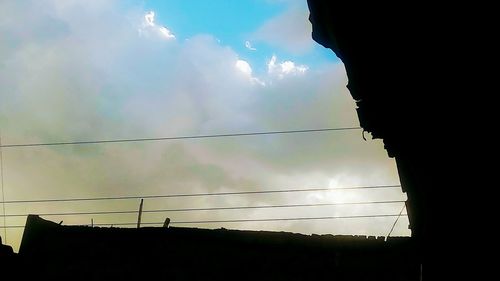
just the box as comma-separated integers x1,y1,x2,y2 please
0,0,406,251
144,0,337,73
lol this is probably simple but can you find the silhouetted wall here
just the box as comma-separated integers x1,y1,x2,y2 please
16,215,419,281
306,2,448,259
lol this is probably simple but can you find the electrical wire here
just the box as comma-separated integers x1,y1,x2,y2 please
2,200,406,217
0,213,408,229
0,184,401,204
387,204,406,237
0,127,362,148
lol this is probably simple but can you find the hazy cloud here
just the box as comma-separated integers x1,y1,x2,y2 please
252,5,314,55
0,0,407,250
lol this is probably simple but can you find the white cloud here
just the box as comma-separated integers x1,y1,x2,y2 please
144,11,155,26
235,59,266,86
245,40,257,51
236,59,253,76
267,55,308,78
140,11,175,40
280,60,308,74
159,26,175,39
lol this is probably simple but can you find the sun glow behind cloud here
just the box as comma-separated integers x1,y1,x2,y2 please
0,0,408,251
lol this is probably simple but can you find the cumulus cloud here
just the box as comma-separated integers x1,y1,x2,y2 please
236,59,253,76
0,0,406,250
267,55,308,78
252,5,313,55
235,59,265,86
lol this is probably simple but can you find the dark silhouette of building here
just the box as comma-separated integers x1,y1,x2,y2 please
307,0,438,244
0,234,18,277
306,1,476,278
0,235,14,257
16,215,419,280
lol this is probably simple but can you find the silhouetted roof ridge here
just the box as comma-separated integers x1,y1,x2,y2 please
20,214,409,253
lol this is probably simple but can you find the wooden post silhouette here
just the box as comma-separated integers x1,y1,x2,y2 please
163,217,170,228
137,199,144,228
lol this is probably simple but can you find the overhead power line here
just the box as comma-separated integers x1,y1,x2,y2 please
0,127,362,148
0,213,408,229
0,184,401,204
387,204,406,237
3,200,406,217
159,214,409,225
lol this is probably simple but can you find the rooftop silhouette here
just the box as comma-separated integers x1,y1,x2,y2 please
9,215,419,280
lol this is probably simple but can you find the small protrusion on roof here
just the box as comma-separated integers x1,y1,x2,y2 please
163,218,170,228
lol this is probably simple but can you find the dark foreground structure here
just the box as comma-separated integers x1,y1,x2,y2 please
307,0,437,247
5,215,419,280
306,2,458,275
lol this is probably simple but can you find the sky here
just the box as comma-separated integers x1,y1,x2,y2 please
0,0,409,252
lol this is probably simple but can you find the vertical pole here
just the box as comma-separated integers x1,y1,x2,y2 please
420,263,423,281
137,199,144,228
91,218,94,227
